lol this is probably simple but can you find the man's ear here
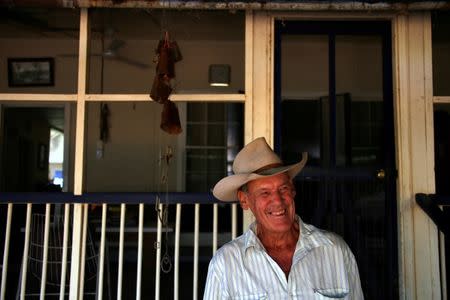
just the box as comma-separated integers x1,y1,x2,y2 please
237,190,250,210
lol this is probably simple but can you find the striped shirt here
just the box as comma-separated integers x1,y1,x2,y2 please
203,216,363,299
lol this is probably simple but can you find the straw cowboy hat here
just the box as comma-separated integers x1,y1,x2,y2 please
212,137,308,202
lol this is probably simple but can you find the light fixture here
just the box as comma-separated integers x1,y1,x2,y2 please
209,64,231,87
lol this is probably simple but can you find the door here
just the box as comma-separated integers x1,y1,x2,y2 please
275,21,397,299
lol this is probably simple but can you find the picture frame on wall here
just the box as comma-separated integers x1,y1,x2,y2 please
8,57,54,87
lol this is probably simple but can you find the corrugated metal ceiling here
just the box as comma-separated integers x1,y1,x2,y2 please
0,0,449,10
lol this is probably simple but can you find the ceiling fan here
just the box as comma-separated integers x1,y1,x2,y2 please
58,27,151,69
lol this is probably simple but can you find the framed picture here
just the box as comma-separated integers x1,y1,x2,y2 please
8,57,54,87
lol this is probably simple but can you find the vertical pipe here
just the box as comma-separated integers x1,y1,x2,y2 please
231,203,237,239
174,204,181,300
20,203,32,300
213,204,218,255
0,203,13,300
59,203,70,300
193,203,200,300
79,204,89,300
117,204,126,300
136,203,144,300
155,203,163,300
40,204,51,300
97,204,107,300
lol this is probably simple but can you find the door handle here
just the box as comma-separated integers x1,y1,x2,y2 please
376,169,385,180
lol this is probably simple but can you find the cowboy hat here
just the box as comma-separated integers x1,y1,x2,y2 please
212,137,308,202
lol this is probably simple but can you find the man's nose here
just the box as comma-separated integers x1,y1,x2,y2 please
271,190,284,203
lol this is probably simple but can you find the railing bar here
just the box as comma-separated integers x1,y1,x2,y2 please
0,203,13,300
20,203,32,300
213,204,218,255
155,203,163,300
136,203,144,300
69,204,84,300
97,204,107,300
79,204,89,300
39,204,51,300
117,203,126,300
174,204,181,300
193,203,200,300
231,203,237,239
59,203,71,300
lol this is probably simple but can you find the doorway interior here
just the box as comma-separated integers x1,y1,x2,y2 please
275,20,398,300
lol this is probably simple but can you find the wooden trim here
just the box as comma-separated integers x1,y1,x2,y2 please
0,94,77,101
394,12,441,300
433,96,450,104
84,93,245,102
245,10,254,144
70,8,89,300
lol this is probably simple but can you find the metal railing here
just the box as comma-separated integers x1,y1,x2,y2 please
0,193,238,300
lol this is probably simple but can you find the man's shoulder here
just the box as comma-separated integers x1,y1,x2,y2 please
217,232,248,254
209,232,248,267
304,222,350,249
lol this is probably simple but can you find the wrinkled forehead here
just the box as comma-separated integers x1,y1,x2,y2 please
246,172,292,192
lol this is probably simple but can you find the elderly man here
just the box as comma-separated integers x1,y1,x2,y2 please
204,137,363,299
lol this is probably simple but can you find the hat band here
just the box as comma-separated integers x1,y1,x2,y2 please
254,163,283,175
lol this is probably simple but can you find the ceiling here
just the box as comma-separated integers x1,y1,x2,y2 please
0,8,245,40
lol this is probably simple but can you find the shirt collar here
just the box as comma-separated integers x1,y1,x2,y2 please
243,216,334,253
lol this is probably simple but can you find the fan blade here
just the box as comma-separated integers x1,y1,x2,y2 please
107,39,126,52
111,55,150,69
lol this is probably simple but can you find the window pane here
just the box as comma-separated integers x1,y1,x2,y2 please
0,8,80,93
88,9,245,94
281,35,328,166
336,35,384,167
434,103,450,195
432,11,450,96
186,102,244,192
84,101,243,193
0,105,70,192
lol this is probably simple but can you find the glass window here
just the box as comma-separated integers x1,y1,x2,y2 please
434,104,450,195
87,9,245,94
0,8,80,93
280,35,328,166
185,102,243,192
84,101,243,193
336,35,384,167
0,105,68,192
432,11,450,96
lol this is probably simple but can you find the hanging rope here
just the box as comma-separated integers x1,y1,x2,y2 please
155,145,173,273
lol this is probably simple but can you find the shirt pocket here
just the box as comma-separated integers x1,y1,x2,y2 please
231,293,268,300
313,288,349,299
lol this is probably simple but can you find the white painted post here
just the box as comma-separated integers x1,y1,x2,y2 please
174,204,181,300
136,203,144,300
20,203,32,300
0,203,13,300
155,203,163,300
117,204,126,300
59,203,71,300
193,203,200,300
79,204,89,300
40,204,51,300
213,204,218,254
97,204,108,300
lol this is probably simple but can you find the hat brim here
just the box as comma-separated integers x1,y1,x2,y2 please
212,152,308,202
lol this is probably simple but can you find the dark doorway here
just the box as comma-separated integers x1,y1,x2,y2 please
275,21,398,299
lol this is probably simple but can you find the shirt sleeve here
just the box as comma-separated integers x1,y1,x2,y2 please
203,256,227,300
342,242,364,300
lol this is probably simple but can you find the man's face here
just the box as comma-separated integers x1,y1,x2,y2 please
238,172,296,235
